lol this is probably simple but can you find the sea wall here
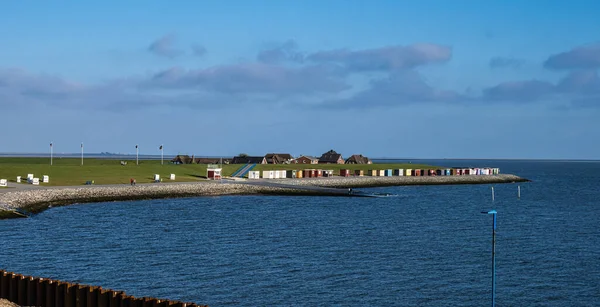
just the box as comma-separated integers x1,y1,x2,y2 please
278,174,529,188
0,270,206,307
0,174,528,219
0,182,351,217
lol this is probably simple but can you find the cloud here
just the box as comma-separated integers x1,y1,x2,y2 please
483,80,554,102
307,43,452,72
481,71,600,105
148,34,183,58
257,40,304,64
191,44,207,57
489,56,524,69
324,70,462,109
571,96,600,108
556,70,600,94
544,43,600,70
145,63,349,95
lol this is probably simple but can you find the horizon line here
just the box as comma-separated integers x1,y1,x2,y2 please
0,152,598,162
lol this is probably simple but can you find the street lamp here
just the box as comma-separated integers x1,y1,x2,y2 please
481,210,497,307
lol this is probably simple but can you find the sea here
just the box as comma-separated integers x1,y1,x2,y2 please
1,159,599,306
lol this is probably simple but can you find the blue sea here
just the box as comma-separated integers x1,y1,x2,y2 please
1,160,599,306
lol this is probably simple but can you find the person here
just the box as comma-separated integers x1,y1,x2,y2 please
130,178,134,186
348,188,353,195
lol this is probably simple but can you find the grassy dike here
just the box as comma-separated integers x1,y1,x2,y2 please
0,158,439,186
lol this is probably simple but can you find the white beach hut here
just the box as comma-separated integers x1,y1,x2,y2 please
262,170,274,179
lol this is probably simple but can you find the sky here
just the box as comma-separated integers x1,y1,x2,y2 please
1,0,600,159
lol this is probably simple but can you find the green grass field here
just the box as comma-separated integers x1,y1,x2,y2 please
0,158,440,186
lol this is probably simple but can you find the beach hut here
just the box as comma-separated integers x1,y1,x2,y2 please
414,169,421,176
297,170,303,178
262,170,274,179
393,169,404,176
248,171,260,179
286,170,297,179
384,169,392,176
0,179,7,187
340,169,351,177
405,169,412,176
316,169,323,177
27,174,34,181
355,170,364,176
43,175,49,183
16,176,21,183
207,168,222,180
436,169,443,176
428,169,436,176
274,171,281,179
32,178,39,185
376,170,384,177
368,170,376,176
170,174,176,180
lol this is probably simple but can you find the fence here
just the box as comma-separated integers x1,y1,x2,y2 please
0,270,207,307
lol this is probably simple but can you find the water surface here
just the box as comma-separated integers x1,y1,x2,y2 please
1,160,599,306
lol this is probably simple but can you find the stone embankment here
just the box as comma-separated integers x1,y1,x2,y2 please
277,174,528,188
0,182,350,217
0,174,528,219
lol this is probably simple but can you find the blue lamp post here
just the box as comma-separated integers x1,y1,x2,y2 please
481,210,497,307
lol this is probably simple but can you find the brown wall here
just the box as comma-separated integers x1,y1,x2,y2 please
0,270,207,307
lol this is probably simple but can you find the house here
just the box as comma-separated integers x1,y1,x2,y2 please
345,154,372,164
318,150,344,164
171,155,195,164
295,155,319,164
231,156,267,164
264,153,294,164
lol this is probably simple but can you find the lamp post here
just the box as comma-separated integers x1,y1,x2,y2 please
160,145,163,165
481,210,497,307
50,142,53,166
135,144,139,165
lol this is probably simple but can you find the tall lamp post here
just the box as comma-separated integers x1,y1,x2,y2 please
481,210,497,307
159,145,164,165
50,142,53,166
135,144,139,165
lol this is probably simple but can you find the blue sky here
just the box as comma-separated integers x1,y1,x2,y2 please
1,0,600,159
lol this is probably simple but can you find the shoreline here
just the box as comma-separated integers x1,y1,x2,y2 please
0,174,529,219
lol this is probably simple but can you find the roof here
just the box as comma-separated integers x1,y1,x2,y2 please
345,154,371,164
232,156,265,164
265,153,293,160
171,155,194,164
297,155,318,160
319,150,343,163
